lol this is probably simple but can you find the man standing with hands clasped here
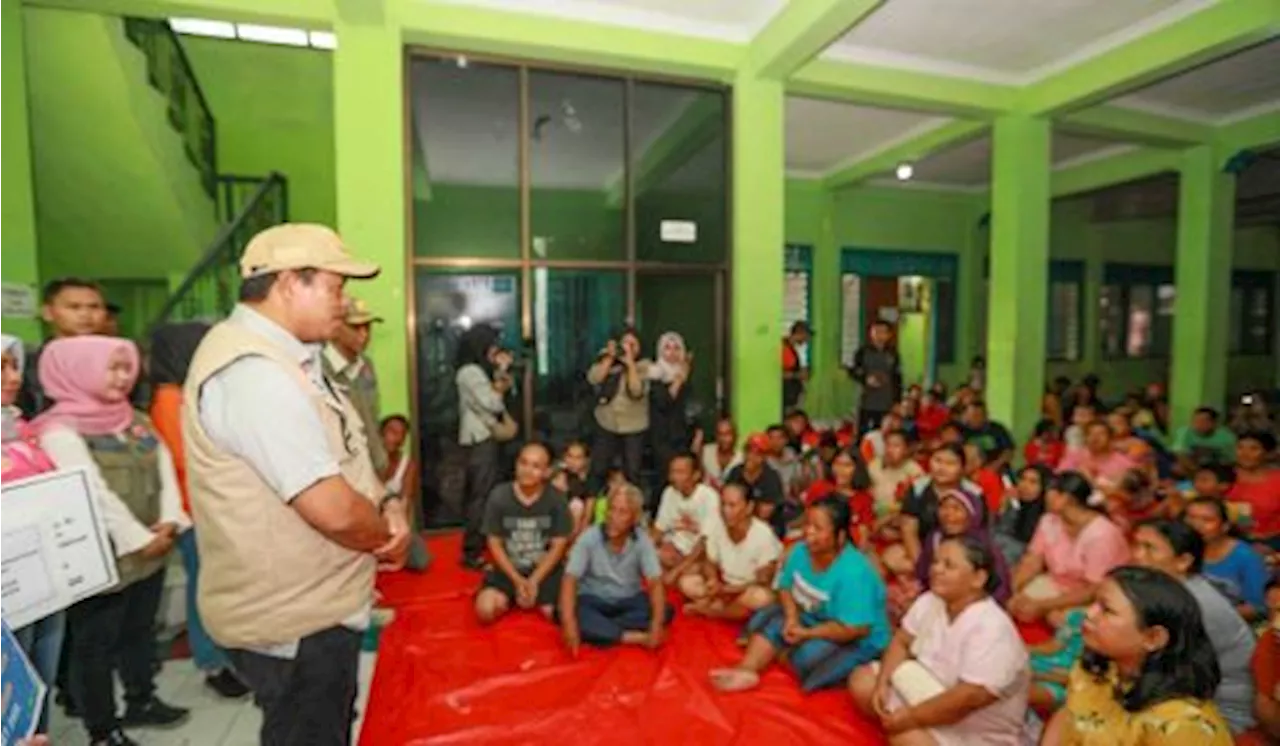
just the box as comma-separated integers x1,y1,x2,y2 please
183,223,410,746
849,320,902,435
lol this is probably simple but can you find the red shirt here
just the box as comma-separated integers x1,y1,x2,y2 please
971,468,1005,515
1230,468,1280,537
1024,439,1065,469
803,481,876,543
915,403,949,442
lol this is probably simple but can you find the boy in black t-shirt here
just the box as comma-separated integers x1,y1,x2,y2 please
475,442,573,624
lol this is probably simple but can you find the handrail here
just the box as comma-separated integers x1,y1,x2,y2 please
123,17,218,198
151,172,289,329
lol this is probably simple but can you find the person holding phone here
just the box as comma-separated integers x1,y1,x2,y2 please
587,327,650,490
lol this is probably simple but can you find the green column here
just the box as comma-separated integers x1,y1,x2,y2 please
730,74,784,433
2,5,43,342
1170,145,1234,428
985,115,1051,441
333,14,409,416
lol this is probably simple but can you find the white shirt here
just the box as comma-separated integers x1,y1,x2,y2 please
654,482,721,555
700,443,741,487
39,425,190,558
456,363,505,446
703,517,781,587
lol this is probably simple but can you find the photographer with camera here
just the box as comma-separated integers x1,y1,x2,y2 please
456,324,517,569
587,327,651,492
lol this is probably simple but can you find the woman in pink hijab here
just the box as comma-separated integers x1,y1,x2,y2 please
33,336,191,745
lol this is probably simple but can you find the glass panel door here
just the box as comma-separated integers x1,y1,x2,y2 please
531,269,626,447
635,271,724,437
415,269,521,528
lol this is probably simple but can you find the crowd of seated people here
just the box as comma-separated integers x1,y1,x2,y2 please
463,363,1279,745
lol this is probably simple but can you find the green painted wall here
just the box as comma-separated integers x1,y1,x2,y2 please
182,37,337,226
24,8,217,286
1,3,42,341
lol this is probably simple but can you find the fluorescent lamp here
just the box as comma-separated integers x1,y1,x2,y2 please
895,162,914,181
236,23,309,47
308,31,337,49
169,18,236,39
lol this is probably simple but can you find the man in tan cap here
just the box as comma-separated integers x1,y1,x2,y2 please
324,296,387,474
182,223,409,746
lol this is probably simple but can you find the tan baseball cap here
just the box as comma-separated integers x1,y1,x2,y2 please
239,223,380,280
343,297,383,326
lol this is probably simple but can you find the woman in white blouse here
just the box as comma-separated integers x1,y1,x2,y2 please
32,336,191,743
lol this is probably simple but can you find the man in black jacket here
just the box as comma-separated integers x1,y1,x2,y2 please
849,320,902,435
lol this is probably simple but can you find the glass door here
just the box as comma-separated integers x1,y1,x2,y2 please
414,269,521,528
635,270,725,437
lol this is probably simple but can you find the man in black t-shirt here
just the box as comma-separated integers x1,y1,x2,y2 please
475,442,572,624
960,400,1015,474
724,433,788,538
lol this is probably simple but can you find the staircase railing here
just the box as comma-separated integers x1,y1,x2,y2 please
152,172,289,328
123,17,217,198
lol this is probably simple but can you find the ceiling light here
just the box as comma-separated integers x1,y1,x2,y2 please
169,18,236,38
895,162,914,181
236,23,309,47
456,55,469,69
308,30,337,49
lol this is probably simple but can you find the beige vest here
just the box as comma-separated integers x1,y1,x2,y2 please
182,320,381,648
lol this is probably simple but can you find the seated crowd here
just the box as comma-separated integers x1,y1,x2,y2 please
469,374,1280,745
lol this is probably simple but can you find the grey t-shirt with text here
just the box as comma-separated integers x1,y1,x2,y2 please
481,483,572,573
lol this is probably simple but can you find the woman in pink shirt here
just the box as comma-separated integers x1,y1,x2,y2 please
850,535,1030,745
1007,471,1130,624
2,335,62,736
1056,420,1135,494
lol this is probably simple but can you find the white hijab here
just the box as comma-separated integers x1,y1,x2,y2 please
1,334,26,443
648,331,687,383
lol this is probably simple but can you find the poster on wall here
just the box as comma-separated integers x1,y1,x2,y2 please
840,273,861,367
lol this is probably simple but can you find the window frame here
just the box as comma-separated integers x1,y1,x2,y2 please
1231,270,1277,357
1099,263,1176,361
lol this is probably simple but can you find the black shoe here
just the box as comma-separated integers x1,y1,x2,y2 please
121,697,190,729
91,730,140,746
205,669,250,699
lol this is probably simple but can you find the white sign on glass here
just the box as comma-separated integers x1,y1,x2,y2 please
659,220,697,244
2,468,118,629
1,283,37,319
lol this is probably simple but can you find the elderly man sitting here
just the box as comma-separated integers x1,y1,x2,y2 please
559,483,673,655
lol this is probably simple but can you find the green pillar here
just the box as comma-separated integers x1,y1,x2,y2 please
1169,145,1234,428
730,74,784,433
333,13,409,416
985,115,1051,441
2,5,43,343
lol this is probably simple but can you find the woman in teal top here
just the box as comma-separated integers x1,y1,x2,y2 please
710,497,890,693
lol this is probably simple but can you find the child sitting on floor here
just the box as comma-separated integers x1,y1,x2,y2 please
1027,607,1086,713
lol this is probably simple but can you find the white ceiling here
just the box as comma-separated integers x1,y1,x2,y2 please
1115,39,1280,120
785,98,946,173
904,132,1129,187
825,0,1206,83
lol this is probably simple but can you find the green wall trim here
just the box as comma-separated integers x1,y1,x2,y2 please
1218,106,1280,153
1051,147,1181,198
397,2,741,82
24,0,332,26
1060,105,1213,146
1020,0,1280,114
789,59,1017,117
745,0,881,80
823,120,988,188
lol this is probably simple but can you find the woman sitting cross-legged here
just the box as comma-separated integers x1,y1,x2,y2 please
681,482,782,621
849,535,1031,746
709,497,891,693
1006,471,1130,625
559,483,672,655
1040,565,1233,746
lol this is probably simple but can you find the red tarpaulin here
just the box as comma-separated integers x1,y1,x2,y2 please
361,534,888,746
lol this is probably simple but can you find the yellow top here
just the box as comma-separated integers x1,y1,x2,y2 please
1059,662,1233,746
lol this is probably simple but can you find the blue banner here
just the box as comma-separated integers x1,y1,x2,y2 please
2,619,45,746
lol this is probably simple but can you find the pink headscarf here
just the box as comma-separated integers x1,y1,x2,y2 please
32,336,140,436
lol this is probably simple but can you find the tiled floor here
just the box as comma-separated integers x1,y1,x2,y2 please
47,653,377,745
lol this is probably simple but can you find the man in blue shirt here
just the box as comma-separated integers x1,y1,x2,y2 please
559,484,672,655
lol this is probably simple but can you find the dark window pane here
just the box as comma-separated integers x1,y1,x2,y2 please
633,83,726,264
411,58,519,259
529,72,625,261
935,278,955,365
636,272,723,432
